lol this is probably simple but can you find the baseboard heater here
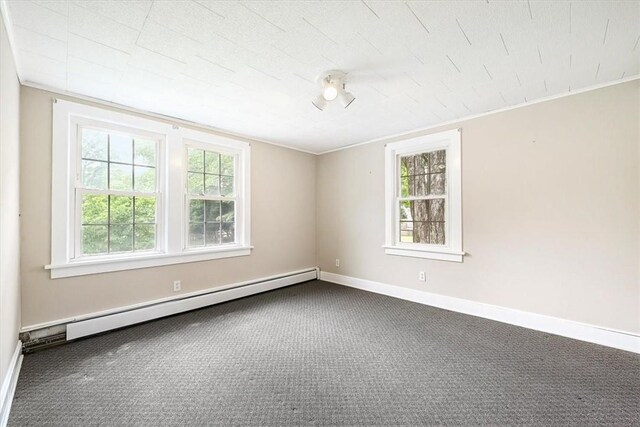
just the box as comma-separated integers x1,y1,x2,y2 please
66,268,318,341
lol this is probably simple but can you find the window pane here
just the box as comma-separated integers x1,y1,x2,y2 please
205,222,220,245
399,200,446,245
82,225,108,254
429,199,445,222
221,222,234,243
412,174,429,197
400,221,413,243
400,154,423,176
429,222,445,245
134,138,156,166
205,200,220,222
414,153,429,174
110,224,133,252
110,196,133,224
189,223,204,246
400,176,410,197
82,160,107,190
134,197,156,224
400,156,409,177
221,154,234,176
110,163,133,190
429,173,446,195
81,129,108,161
81,195,108,224
134,224,155,251
134,165,156,192
109,133,133,163
400,200,411,220
414,200,429,221
204,174,220,196
205,151,219,174
189,199,204,222
188,172,204,194
220,176,233,196
413,221,430,243
429,150,446,173
400,200,444,222
188,148,204,172
400,150,446,197
221,201,234,222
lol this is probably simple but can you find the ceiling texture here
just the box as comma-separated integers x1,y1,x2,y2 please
3,0,639,153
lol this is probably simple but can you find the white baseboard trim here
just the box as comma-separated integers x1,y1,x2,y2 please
0,341,23,427
321,271,640,354
66,268,318,340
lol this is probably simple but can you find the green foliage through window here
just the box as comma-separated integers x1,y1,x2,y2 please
81,195,157,255
80,128,157,192
187,147,234,196
79,128,158,256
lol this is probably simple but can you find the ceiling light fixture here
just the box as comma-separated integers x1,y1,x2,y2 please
313,70,355,110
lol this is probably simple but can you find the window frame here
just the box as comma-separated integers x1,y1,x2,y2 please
48,99,252,279
384,129,464,262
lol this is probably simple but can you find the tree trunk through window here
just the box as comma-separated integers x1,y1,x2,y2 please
400,150,446,245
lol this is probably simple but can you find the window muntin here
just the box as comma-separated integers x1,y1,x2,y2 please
185,146,237,248
76,126,160,258
398,149,447,245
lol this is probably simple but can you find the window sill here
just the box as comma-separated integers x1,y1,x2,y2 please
46,245,253,278
383,245,464,262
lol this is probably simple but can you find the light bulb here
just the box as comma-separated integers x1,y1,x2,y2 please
323,85,338,101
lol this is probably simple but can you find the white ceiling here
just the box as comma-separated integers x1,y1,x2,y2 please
3,1,639,153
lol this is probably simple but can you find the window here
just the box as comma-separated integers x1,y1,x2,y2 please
185,145,237,248
77,126,161,257
384,129,463,262
49,100,251,278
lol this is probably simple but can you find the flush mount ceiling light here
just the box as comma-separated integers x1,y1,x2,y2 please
312,70,356,111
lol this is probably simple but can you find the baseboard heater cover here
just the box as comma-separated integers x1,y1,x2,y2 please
67,269,317,340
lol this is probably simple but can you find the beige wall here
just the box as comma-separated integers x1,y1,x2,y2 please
17,78,640,335
0,16,21,380
317,80,640,334
20,86,316,327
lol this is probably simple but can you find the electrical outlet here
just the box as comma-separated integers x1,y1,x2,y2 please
418,271,426,282
335,259,340,267
173,280,181,292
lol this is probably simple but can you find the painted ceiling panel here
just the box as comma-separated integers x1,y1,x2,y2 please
4,0,639,153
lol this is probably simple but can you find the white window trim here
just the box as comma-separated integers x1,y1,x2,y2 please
48,99,252,278
383,128,464,262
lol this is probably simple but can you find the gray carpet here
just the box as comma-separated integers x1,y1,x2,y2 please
8,280,640,426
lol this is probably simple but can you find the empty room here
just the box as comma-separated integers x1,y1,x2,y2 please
0,0,639,425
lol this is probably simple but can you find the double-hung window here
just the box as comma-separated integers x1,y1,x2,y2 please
49,99,251,278
185,144,238,248
384,129,463,262
76,125,162,257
